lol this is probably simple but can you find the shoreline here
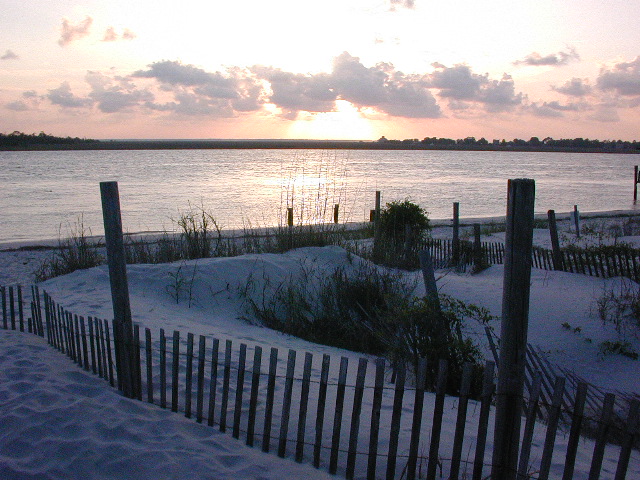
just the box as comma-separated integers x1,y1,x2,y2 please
2,208,639,252
2,138,639,154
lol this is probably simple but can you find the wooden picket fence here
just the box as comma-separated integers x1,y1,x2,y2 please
423,239,640,284
2,284,639,479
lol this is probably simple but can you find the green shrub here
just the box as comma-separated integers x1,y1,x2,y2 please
378,198,430,243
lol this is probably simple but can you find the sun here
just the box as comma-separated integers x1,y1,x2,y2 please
287,100,376,140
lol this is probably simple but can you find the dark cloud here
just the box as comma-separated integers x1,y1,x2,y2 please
251,67,335,117
552,78,591,97
1,49,19,60
5,100,29,111
528,103,564,118
427,64,523,111
47,82,92,108
428,63,484,100
528,100,590,117
22,90,38,98
258,52,441,118
133,61,227,87
58,16,93,47
86,71,153,113
135,61,263,116
514,47,579,67
597,57,640,96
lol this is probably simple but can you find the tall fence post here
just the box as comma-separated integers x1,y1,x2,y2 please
100,181,138,399
452,202,460,265
573,204,581,238
333,204,339,224
547,209,562,271
635,165,639,202
491,178,535,480
373,191,382,262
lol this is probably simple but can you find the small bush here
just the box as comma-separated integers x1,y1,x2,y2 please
599,340,638,360
378,198,430,243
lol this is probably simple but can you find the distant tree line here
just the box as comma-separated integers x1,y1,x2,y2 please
0,131,98,149
379,135,640,153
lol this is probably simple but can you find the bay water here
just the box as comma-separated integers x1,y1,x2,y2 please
1,149,638,244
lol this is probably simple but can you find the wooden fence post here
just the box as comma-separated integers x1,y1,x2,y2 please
547,210,562,271
491,178,535,480
473,223,482,268
333,204,339,224
419,250,440,309
635,166,638,202
573,205,581,238
452,202,460,265
373,191,382,262
287,207,294,249
100,181,138,399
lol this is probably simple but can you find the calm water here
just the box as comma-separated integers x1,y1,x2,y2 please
1,149,638,244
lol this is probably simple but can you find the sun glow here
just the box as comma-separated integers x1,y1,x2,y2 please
287,100,376,140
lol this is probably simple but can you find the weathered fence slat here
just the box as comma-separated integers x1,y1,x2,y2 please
104,319,114,387
346,358,368,479
9,286,15,330
220,339,232,433
538,376,566,480
74,316,82,367
449,363,473,480
427,359,449,480
2,286,7,329
262,347,278,453
278,349,297,458
160,328,167,408
313,354,330,469
614,399,640,480
588,393,616,480
473,361,495,480
247,345,262,447
233,343,247,439
518,373,543,478
386,363,406,480
295,352,313,463
207,338,220,427
171,330,180,413
18,285,24,332
93,318,102,376
366,358,386,480
330,356,349,475
185,332,195,419
145,327,153,403
407,358,427,480
80,317,89,371
88,317,97,374
196,335,206,423
562,382,588,480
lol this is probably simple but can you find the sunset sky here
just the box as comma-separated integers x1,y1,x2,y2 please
1,0,640,140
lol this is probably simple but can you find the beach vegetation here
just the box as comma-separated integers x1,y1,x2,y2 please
34,218,103,282
242,259,493,394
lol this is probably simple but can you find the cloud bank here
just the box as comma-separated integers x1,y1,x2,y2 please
13,51,640,129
